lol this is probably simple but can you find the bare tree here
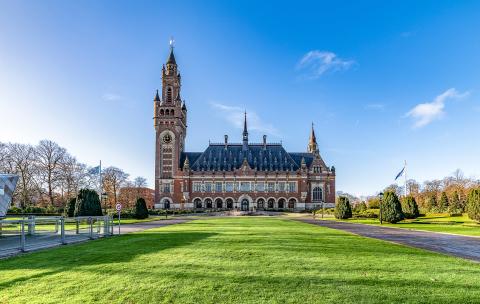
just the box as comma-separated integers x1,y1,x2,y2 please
7,143,37,208
102,166,129,210
35,140,67,206
406,179,420,195
134,176,148,199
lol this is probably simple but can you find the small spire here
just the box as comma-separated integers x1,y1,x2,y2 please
167,37,176,65
154,89,160,102
242,111,249,151
308,122,319,154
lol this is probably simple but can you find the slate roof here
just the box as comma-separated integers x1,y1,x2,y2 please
180,144,318,172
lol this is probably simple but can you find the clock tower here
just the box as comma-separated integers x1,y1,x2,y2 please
153,43,187,208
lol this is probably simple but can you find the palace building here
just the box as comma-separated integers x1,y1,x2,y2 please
153,46,336,211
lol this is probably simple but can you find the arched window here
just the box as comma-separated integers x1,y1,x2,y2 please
171,109,174,116
167,87,173,103
278,198,285,209
194,198,202,209
166,109,170,116
205,198,213,209
288,198,296,209
215,198,223,209
267,198,275,209
257,198,265,210
313,187,323,201
160,109,164,115
226,198,233,209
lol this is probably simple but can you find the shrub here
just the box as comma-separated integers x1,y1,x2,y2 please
354,202,367,213
353,209,378,219
74,189,103,217
466,188,480,222
367,198,380,209
335,196,352,219
425,195,438,212
65,198,76,217
134,197,149,219
438,192,449,212
401,196,419,219
448,191,463,215
381,191,404,223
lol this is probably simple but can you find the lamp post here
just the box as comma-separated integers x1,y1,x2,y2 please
379,192,384,224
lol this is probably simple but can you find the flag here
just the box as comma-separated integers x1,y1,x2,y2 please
395,167,405,180
88,165,101,175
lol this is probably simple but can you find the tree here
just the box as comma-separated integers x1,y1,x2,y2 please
401,196,419,219
134,176,148,199
134,197,149,219
65,197,76,217
406,179,420,195
334,196,352,219
466,189,480,222
102,166,129,211
425,195,437,212
354,201,367,213
448,191,463,215
381,191,404,223
35,140,67,206
438,192,449,212
367,197,380,209
7,143,38,208
384,184,403,197
74,189,103,216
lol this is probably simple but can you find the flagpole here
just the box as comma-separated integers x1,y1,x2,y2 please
404,160,407,197
99,160,102,196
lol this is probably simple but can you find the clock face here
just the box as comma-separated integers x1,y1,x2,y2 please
162,134,172,144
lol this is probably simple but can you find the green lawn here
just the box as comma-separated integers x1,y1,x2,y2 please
324,213,480,237
1,217,480,303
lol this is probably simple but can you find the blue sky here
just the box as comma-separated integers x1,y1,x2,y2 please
1,0,479,196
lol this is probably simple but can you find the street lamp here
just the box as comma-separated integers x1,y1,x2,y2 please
379,192,384,224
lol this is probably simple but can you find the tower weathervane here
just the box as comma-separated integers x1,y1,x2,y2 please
169,36,175,49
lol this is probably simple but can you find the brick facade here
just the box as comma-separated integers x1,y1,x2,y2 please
153,46,335,211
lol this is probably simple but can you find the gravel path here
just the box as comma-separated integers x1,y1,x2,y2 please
298,219,480,262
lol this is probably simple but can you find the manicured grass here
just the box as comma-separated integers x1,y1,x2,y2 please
325,213,480,237
1,217,480,303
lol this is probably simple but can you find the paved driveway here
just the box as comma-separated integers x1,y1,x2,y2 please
298,219,480,262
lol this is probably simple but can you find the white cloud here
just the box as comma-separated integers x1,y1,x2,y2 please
365,103,385,111
210,103,279,137
406,88,469,128
296,50,354,79
102,93,122,102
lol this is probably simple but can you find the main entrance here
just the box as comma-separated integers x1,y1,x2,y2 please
241,199,249,211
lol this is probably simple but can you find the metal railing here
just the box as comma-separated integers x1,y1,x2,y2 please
0,215,113,256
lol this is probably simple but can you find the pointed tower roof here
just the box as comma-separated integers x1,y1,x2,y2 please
154,89,160,102
167,47,176,65
242,111,249,151
308,122,319,154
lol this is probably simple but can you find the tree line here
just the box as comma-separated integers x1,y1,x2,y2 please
0,140,148,212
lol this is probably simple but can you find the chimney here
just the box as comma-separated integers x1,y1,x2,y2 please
263,135,267,149
224,135,228,149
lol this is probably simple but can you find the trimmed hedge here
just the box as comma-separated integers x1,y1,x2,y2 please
466,188,480,222
74,189,103,217
134,198,149,219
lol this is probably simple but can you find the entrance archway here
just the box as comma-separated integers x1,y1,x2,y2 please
278,198,286,209
257,198,265,210
241,199,249,211
215,198,223,209
205,198,213,209
194,198,202,209
288,198,296,209
226,198,233,209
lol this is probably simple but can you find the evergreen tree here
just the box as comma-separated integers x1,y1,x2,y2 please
466,189,480,222
134,197,149,219
438,192,449,212
401,196,419,219
381,191,404,223
334,196,352,219
448,191,463,215
425,195,437,212
74,189,103,217
65,197,76,217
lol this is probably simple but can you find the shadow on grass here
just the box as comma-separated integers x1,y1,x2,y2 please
0,231,216,289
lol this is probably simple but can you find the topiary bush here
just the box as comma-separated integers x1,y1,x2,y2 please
134,197,149,219
466,188,480,222
401,196,420,219
381,191,404,223
335,196,352,219
65,197,76,217
74,189,103,217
